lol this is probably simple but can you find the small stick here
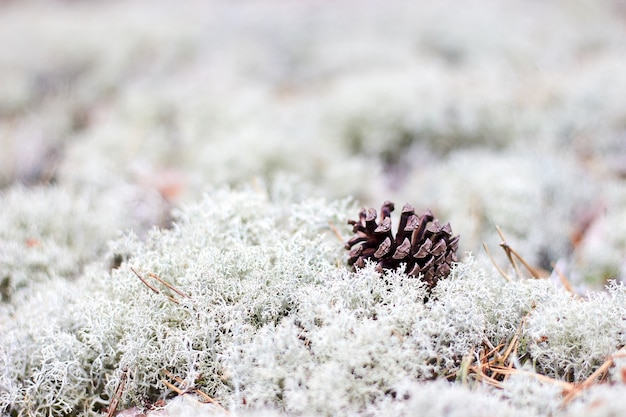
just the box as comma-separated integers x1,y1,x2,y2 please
470,368,503,388
490,367,575,390
612,349,626,358
390,329,405,343
193,389,224,408
161,378,184,395
131,267,180,305
508,245,541,279
485,342,506,360
161,369,226,411
497,226,523,278
578,351,623,386
162,369,188,388
148,273,191,299
131,267,160,295
106,367,128,417
563,357,615,404
482,337,496,352
496,226,542,278
501,316,526,365
500,334,519,365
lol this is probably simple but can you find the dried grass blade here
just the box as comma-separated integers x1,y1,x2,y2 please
508,245,541,278
501,334,519,365
328,221,344,243
131,267,180,305
562,357,614,404
161,378,184,395
106,367,128,417
131,267,160,295
554,266,576,296
490,368,574,390
161,369,227,412
496,226,522,278
482,242,511,282
148,273,191,299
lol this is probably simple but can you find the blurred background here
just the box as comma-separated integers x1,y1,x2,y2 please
2,0,626,288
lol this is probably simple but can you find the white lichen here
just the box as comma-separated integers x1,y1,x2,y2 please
2,186,624,417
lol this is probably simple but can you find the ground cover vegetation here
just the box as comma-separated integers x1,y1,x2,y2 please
2,0,626,416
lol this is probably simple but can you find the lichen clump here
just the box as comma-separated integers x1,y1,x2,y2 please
346,201,459,289
2,187,626,417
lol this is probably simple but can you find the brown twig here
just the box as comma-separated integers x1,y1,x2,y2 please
449,314,530,388
497,226,544,278
490,367,575,390
562,356,616,404
507,245,542,279
161,369,188,389
477,349,623,406
497,226,523,278
130,267,161,296
161,378,184,395
390,329,405,343
485,227,543,280
148,273,191,299
477,318,623,407
161,369,226,411
500,334,519,366
130,267,185,305
106,367,128,417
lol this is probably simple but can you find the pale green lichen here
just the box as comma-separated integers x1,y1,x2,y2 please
2,1,626,415
2,185,625,417
0,183,169,305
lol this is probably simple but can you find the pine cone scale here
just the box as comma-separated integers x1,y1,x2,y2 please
345,201,459,290
374,237,392,258
392,238,411,259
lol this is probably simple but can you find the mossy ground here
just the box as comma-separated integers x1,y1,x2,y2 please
1,1,626,416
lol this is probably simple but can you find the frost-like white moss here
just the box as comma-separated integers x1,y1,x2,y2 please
0,183,169,305
526,281,626,382
3,2,626,415
500,372,563,417
2,186,625,417
0,185,110,302
400,149,598,273
572,181,626,284
0,185,353,416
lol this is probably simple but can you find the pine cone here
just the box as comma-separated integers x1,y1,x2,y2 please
346,201,459,289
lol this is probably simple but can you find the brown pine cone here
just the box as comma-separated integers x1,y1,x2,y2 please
346,201,459,289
